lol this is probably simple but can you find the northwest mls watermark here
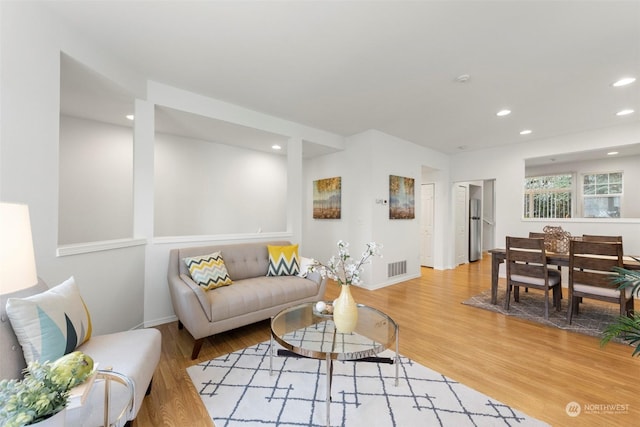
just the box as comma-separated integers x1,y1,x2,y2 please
566,401,631,417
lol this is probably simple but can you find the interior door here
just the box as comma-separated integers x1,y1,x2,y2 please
420,184,434,267
455,185,468,265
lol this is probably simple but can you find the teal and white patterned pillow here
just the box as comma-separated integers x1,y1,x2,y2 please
6,276,92,364
184,252,233,290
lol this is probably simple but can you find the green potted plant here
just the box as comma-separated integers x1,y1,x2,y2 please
601,267,640,356
0,351,93,427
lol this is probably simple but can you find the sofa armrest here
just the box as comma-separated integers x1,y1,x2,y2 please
168,273,212,322
306,270,322,286
306,271,328,298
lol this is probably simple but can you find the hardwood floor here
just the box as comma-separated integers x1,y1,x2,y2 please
132,254,639,426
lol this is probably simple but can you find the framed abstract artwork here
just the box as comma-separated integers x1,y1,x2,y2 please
389,175,415,219
313,177,341,219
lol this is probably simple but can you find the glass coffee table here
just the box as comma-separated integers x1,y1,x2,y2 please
270,302,399,427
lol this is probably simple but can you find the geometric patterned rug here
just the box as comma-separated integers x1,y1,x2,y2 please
187,340,549,427
462,288,622,341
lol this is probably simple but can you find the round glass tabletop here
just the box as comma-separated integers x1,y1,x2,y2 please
270,302,398,361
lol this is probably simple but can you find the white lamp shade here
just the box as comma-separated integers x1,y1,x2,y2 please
0,203,38,294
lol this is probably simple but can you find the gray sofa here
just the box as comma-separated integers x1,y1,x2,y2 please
168,241,327,359
1,279,161,426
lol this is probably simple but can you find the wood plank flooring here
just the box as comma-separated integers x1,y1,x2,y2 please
132,254,639,427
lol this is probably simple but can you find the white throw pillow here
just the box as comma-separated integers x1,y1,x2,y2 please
6,276,92,364
297,256,316,278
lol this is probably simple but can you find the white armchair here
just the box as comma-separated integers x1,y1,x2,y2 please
1,279,161,426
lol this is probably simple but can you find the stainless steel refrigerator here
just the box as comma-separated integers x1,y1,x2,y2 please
469,199,481,262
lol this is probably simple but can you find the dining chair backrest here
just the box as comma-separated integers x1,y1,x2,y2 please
528,232,546,239
582,234,623,244
505,236,562,319
569,240,624,289
506,236,547,279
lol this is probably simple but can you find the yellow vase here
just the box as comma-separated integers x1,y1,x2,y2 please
333,285,358,333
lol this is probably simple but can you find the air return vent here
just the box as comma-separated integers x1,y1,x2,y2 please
387,260,407,278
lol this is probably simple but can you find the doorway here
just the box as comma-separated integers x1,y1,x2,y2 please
453,180,496,266
455,185,468,265
420,183,435,267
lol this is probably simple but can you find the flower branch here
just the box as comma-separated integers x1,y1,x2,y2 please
309,240,383,286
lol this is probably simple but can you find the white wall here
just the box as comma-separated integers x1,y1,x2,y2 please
59,115,134,245
0,3,340,332
451,123,640,254
141,83,343,327
303,129,453,289
0,2,147,334
154,133,287,236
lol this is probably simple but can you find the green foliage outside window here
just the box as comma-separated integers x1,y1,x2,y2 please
523,174,572,218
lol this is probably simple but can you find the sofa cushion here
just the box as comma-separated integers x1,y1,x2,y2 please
267,244,300,276
5,277,92,364
208,276,319,322
184,252,233,290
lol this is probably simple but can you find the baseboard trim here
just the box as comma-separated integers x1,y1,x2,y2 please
365,273,421,290
144,315,178,328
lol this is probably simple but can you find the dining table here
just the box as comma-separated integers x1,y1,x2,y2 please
488,248,640,305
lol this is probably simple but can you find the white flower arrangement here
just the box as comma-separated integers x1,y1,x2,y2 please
310,240,383,286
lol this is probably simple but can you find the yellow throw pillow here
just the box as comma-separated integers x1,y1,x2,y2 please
267,244,300,276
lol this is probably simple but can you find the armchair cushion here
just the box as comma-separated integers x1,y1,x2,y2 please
5,276,92,364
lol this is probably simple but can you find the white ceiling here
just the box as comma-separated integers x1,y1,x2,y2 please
52,1,639,156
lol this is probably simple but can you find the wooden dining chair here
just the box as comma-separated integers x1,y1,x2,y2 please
505,236,562,319
582,235,623,244
527,231,563,294
567,240,633,324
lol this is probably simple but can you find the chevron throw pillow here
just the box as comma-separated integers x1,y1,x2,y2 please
267,244,300,276
184,252,233,290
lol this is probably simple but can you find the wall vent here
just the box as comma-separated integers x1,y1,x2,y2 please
387,260,407,278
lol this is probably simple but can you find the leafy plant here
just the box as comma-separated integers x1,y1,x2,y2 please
600,267,640,356
0,352,93,427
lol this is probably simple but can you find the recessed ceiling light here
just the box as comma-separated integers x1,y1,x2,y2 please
607,151,619,156
612,77,636,87
616,109,635,116
126,114,134,120
496,109,511,117
519,129,532,135
271,144,282,150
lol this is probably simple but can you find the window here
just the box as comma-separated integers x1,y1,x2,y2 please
523,174,572,218
582,172,622,218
